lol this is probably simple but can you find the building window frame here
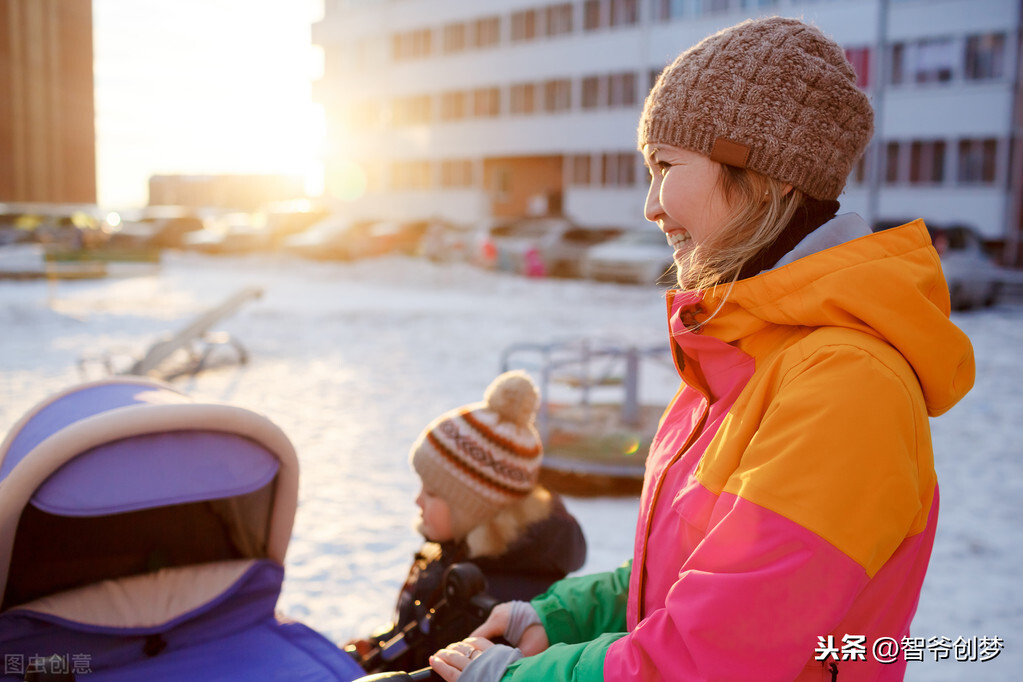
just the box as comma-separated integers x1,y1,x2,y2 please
964,32,1006,81
957,138,999,185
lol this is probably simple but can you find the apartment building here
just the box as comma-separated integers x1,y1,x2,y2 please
0,0,96,205
312,0,1022,261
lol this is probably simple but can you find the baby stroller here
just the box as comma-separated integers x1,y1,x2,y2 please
0,377,365,680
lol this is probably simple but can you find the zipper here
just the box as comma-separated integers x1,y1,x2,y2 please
634,397,708,617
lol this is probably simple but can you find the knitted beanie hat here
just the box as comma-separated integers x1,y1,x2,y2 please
638,16,873,201
410,371,543,539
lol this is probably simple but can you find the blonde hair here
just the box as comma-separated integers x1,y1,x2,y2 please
463,486,551,558
675,165,805,292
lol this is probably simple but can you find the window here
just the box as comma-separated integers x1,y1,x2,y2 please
347,100,382,130
601,153,637,186
889,43,905,85
844,46,870,89
849,152,868,186
649,67,664,91
957,138,998,184
909,140,945,184
608,72,638,107
652,0,685,21
510,83,538,115
473,87,501,117
914,38,954,83
543,79,572,112
443,23,466,53
392,95,431,126
581,75,602,110
441,160,474,188
610,0,639,26
472,16,501,48
391,161,432,190
890,38,955,85
546,3,573,36
511,9,539,42
584,0,604,31
440,91,467,120
884,141,901,183
395,95,432,126
965,33,1006,81
697,0,735,15
570,155,592,185
392,28,432,61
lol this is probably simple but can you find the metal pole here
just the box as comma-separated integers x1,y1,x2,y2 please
1003,0,1023,266
622,347,640,427
866,0,890,230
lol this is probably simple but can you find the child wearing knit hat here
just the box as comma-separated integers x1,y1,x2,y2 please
347,370,586,674
431,16,972,682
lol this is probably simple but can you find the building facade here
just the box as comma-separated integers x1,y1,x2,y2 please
0,0,96,205
313,0,1022,261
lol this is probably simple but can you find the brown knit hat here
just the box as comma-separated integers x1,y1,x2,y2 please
638,16,873,201
410,371,543,539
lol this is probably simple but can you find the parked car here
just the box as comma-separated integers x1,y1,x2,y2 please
479,216,621,277
581,228,677,286
132,207,208,249
262,201,329,248
419,220,481,263
931,224,1009,310
280,215,376,260
355,219,435,258
183,213,271,255
0,210,42,246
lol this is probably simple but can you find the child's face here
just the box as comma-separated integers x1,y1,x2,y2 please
415,485,454,542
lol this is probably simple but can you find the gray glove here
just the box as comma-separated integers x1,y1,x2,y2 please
459,644,523,682
503,601,541,647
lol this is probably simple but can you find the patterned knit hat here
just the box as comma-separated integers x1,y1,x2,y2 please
410,371,543,539
638,16,873,201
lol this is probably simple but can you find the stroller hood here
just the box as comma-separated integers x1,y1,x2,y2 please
0,377,299,619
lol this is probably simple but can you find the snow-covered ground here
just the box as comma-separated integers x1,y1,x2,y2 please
1,251,1018,680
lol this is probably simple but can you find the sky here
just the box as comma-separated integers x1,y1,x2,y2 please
92,0,325,210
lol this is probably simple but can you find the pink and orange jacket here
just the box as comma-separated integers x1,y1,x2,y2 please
501,219,975,681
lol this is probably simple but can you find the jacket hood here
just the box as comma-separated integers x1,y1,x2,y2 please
687,217,974,416
468,490,586,578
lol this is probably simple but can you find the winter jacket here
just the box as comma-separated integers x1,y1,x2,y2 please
368,489,586,671
501,217,975,681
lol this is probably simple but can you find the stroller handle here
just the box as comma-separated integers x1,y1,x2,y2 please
351,667,439,682
351,563,500,682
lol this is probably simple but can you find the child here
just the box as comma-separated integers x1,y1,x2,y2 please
348,370,587,673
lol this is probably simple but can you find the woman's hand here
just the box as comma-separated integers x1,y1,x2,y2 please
429,637,494,681
471,603,550,656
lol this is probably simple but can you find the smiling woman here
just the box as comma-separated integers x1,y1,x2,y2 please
92,0,325,209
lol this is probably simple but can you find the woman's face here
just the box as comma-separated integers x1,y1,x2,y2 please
642,143,735,267
415,486,454,542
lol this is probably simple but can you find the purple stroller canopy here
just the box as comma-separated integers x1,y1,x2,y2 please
0,378,366,681
0,377,300,612
1,379,278,516
31,431,278,517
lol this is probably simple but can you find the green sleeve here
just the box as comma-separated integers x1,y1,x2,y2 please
501,634,625,682
530,560,631,644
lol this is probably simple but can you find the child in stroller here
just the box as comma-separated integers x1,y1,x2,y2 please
347,371,587,674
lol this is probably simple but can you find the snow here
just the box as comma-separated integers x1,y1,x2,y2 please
1,251,1018,680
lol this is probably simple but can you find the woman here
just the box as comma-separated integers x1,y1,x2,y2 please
429,16,975,682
